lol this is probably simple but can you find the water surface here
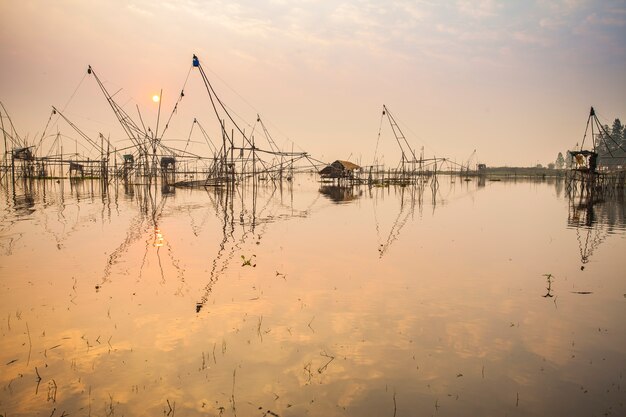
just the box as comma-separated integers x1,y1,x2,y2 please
1,175,624,416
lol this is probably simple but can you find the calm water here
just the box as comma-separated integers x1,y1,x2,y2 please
0,175,624,417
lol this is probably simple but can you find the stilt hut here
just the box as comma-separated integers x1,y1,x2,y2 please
160,156,176,185
319,160,360,183
568,150,598,173
11,147,35,179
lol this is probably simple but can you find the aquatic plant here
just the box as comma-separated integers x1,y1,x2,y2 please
241,254,256,267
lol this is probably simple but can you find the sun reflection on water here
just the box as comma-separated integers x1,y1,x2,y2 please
0,176,624,417
153,226,164,247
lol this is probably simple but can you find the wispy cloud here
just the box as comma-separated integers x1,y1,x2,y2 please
512,31,552,47
126,2,154,17
539,17,565,29
585,11,626,27
456,0,501,18
42,0,626,78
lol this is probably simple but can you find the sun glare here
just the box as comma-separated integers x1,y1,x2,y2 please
152,95,160,103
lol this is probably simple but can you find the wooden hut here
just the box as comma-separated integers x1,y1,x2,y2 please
319,160,360,182
568,150,598,173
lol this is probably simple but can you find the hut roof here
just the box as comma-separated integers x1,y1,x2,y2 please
319,165,338,176
568,150,597,157
333,160,360,171
319,160,361,178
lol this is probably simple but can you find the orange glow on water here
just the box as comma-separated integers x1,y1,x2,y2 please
153,227,164,247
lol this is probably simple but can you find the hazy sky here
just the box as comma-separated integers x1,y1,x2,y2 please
1,0,625,166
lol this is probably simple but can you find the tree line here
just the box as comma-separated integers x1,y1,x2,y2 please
595,118,626,164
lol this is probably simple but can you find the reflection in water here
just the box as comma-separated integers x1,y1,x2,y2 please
542,273,555,298
161,183,175,195
567,189,625,266
12,192,35,216
196,181,314,313
0,176,624,417
319,185,362,203
567,190,625,231
153,226,164,247
374,183,422,258
12,180,35,216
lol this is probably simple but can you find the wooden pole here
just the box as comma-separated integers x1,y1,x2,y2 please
252,134,256,181
231,128,234,183
221,119,227,179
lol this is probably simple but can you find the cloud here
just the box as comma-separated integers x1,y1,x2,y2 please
330,3,382,28
456,0,501,18
537,0,586,16
539,17,565,29
126,2,154,17
585,11,626,27
395,0,429,22
513,31,552,47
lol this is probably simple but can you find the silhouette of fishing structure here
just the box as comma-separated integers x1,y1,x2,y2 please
2,55,516,213
362,105,476,186
566,107,626,200
1,55,323,192
563,107,626,267
2,57,484,200
178,55,321,188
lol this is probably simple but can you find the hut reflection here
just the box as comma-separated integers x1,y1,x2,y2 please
319,185,362,203
161,183,175,195
12,188,35,216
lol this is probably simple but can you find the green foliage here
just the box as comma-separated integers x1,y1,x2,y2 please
611,118,623,143
595,118,625,169
555,152,565,169
241,254,256,267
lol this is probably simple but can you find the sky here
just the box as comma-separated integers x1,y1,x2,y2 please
1,0,625,167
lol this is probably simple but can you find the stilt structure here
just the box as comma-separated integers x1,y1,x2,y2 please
566,107,626,199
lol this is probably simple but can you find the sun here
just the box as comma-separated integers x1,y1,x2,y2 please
152,95,160,103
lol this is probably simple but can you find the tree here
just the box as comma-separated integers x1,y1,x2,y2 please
565,152,572,168
600,122,619,154
593,123,616,159
555,152,565,169
611,119,625,157
548,162,556,169
596,118,625,169
611,118,623,142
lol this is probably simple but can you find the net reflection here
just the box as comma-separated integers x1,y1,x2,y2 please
195,180,316,313
567,189,625,267
1,175,624,417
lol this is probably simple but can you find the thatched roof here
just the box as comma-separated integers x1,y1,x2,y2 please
334,160,360,171
319,160,361,178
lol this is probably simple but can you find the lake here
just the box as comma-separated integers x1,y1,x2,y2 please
0,175,624,417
